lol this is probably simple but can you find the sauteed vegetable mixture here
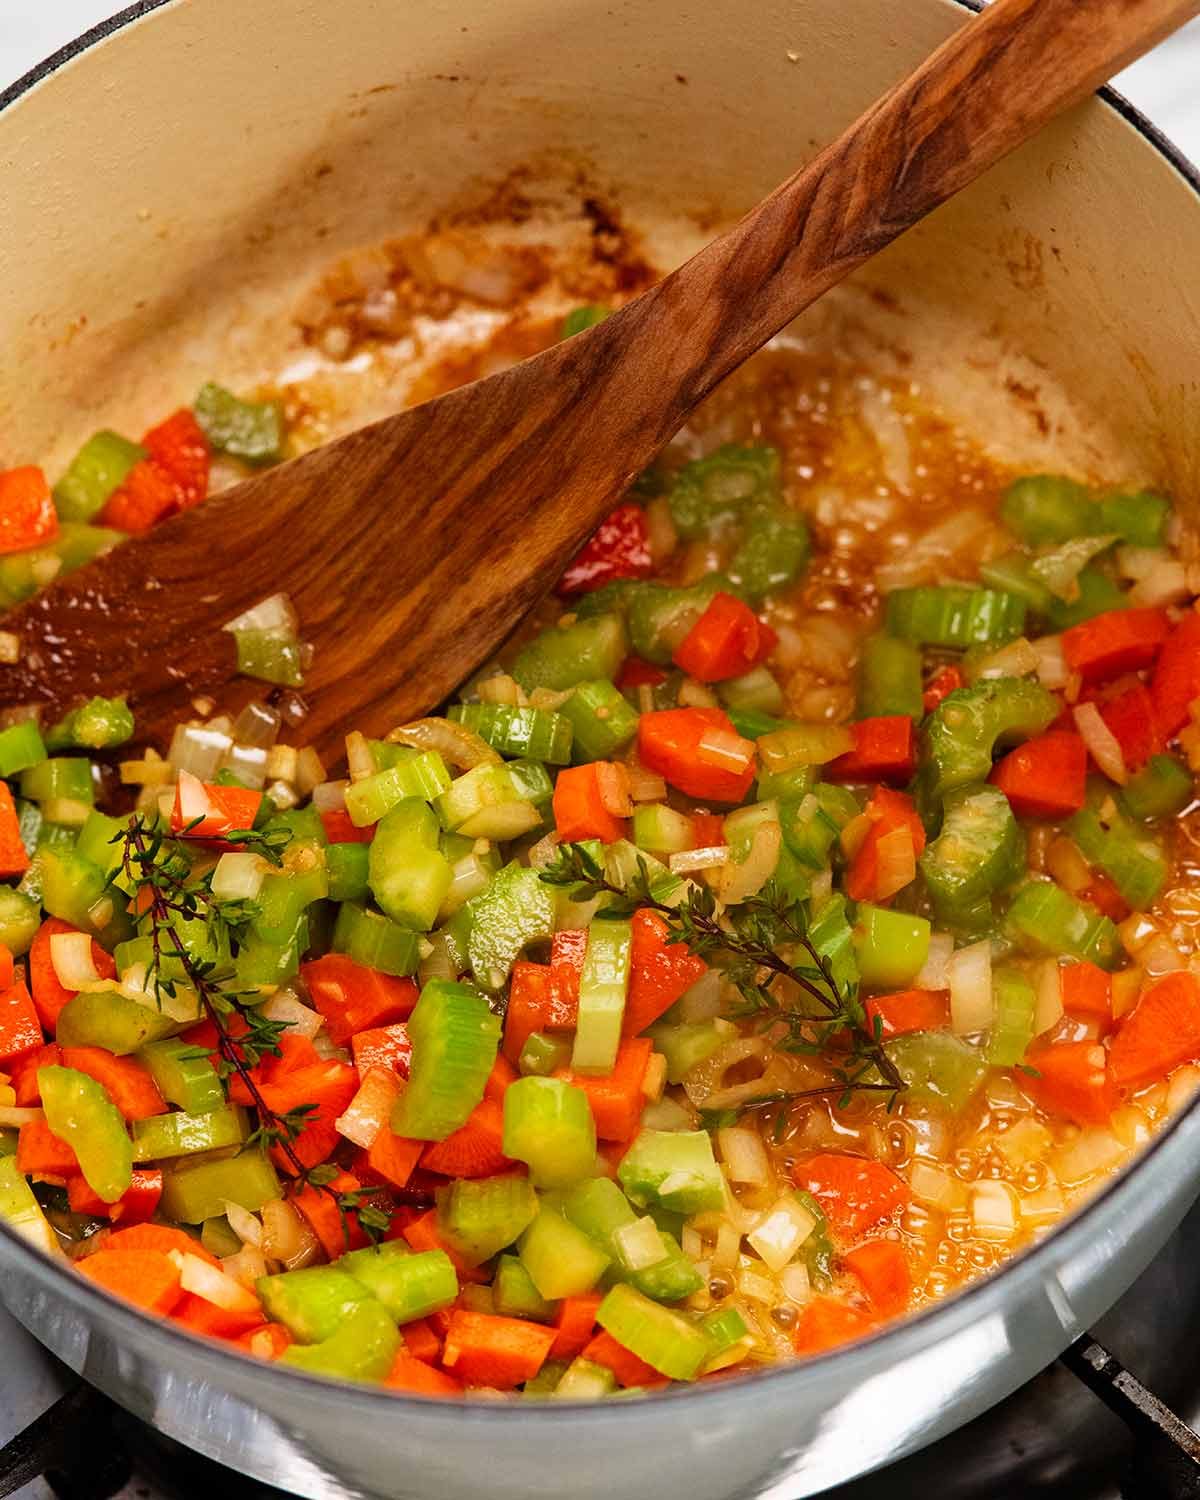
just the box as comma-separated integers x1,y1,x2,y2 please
0,303,1199,1399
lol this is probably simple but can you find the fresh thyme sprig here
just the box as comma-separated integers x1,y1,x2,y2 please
539,841,905,1105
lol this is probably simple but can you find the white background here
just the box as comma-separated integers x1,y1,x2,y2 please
2,2,1200,163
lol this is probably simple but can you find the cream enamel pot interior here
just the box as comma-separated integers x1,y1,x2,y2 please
2,2,1200,1497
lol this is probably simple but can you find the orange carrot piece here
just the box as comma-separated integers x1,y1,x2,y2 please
17,1118,79,1179
554,1038,653,1142
10,1042,60,1106
142,408,210,510
863,989,950,1040
826,717,916,785
1151,612,1200,736
792,1297,879,1356
550,1293,603,1361
1022,1040,1117,1125
59,1046,167,1120
402,1210,487,1283
28,918,117,1032
385,1352,464,1396
1108,971,1200,1089
0,979,42,1066
421,1097,513,1178
103,1222,222,1268
173,1292,266,1341
0,466,57,554
100,458,179,532
236,1322,293,1361
441,1309,556,1389
622,908,707,1038
792,1153,910,1236
292,1169,369,1259
68,1168,162,1223
845,787,925,904
0,784,29,878
1062,607,1170,685
637,708,756,804
843,1239,912,1316
1059,961,1113,1027
502,962,554,1066
483,1052,518,1105
350,1022,412,1081
582,1329,668,1389
77,1248,183,1315
552,764,627,844
300,954,418,1044
366,1124,424,1191
989,731,1088,818
400,1316,442,1364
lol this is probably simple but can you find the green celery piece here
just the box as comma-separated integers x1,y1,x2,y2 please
572,579,645,620
1000,474,1093,545
344,752,452,825
920,678,1059,808
466,863,555,991
264,803,327,847
512,613,627,692
0,1154,60,1255
338,1245,458,1323
0,887,41,955
259,1264,375,1341
433,762,540,842
131,1105,244,1162
920,784,1024,926
0,1130,16,1159
978,551,1054,613
985,967,1037,1067
368,800,452,931
725,708,785,746
54,523,125,576
719,664,785,718
448,703,574,765
234,915,307,990
506,759,553,809
645,1020,727,1084
325,842,370,902
57,988,178,1054
194,382,284,465
518,1031,572,1077
553,1358,618,1399
139,1038,225,1114
573,918,632,1074
332,902,421,976
503,1076,597,1188
728,503,809,603
667,445,780,539
230,627,304,688
793,1189,835,1284
44,697,134,752
602,841,683,908
1120,755,1194,821
1005,879,1121,969
854,905,930,989
560,680,640,761
19,757,94,806
440,851,497,920
632,803,695,857
1030,534,1118,600
561,305,612,338
627,575,729,664
281,1300,400,1383
73,810,125,880
618,1128,724,1214
53,430,145,522
523,1359,572,1397
437,1174,539,1265
494,1253,556,1321
886,1031,987,1112
804,893,859,1001
392,979,500,1140
858,635,923,719
1095,490,1171,546
519,1206,611,1299
630,1231,703,1302
159,1151,280,1222
780,786,857,866
885,586,1026,649
1044,568,1126,630
38,1064,133,1204
201,1216,244,1258
702,1304,750,1355
255,866,329,945
1068,806,1166,911
0,720,46,778
559,1176,699,1301
596,1283,711,1381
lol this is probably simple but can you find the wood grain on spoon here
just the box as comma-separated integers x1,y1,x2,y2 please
1,0,1195,758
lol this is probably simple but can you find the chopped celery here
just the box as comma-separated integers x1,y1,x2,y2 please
0,887,41,955
645,1019,727,1083
1068,806,1167,911
596,1284,711,1381
885,586,1026,648
804,893,859,1001
630,1232,704,1302
231,628,304,688
159,1151,280,1222
985,967,1036,1066
338,1245,458,1323
281,1300,400,1383
494,1253,556,1321
920,784,1023,926
503,1077,597,1187
0,1131,16,1159
254,867,328,945
1000,474,1093,544
325,842,370,902
368,800,452,931
506,759,553,809
332,902,421,976
466,863,555,992
518,1031,572,1077
437,1174,539,1265
53,430,146,522
518,1205,611,1298
56,988,179,1054
887,1031,987,1112
1045,568,1126,630
1005,879,1121,968
45,697,134,753
440,851,496,920
512,613,627,693
131,1106,244,1162
573,919,632,1074
1120,755,1194,821
0,1155,61,1257
618,1128,724,1215
702,1304,750,1355
858,635,923,719
235,916,307,989
632,803,694,857
854,906,930,988
553,1359,618,1399
1095,490,1170,547
560,680,640,761
39,1065,133,1204
728,503,809,603
344,752,452,825
73,809,124,880
1030,534,1118,599
0,720,46,778
19,757,94,807
448,703,574,765
560,1176,700,1301
718,664,785,717
627,576,728,664
139,1038,224,1114
433,762,541,842
201,1216,243,1259
667,445,779,538
978,551,1054,613
523,1359,572,1397
259,1264,375,1342
194,382,284,465
919,678,1059,807
391,979,501,1140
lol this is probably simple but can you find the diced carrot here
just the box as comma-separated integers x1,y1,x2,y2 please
673,592,777,683
402,1209,488,1284
301,954,418,1044
1062,607,1170,684
1099,682,1163,773
550,1293,603,1360
582,1329,667,1389
621,908,708,1038
1083,872,1129,924
923,664,964,713
502,962,554,1066
0,979,42,1066
0,784,29,879
549,928,586,1017
142,409,210,511
792,1297,879,1355
557,504,654,598
171,776,264,843
688,811,727,850
483,1052,518,1106
989,731,1088,818
554,1038,653,1142
552,763,627,843
173,1292,266,1341
637,708,756,804
351,1022,412,1081
1151,612,1200,736
236,1322,293,1361
864,989,950,1039
59,1046,166,1120
103,1222,222,1267
826,717,916,785
1060,961,1113,1028
616,657,668,693
1108,971,1200,1089
845,787,925,903
68,1168,162,1223
229,1040,358,1172
77,1248,183,1315
365,1125,425,1191
421,1097,513,1178
792,1153,910,1235
292,1170,369,1258
386,1351,466,1396
0,466,57,554
28,918,118,1033
0,946,12,991
843,1239,912,1316
17,1118,79,1180
400,1316,442,1364
1022,1039,1117,1125
442,1310,556,1389
10,1042,60,1105
100,458,178,532
319,808,374,844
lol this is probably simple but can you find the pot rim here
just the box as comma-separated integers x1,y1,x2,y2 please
1,0,1199,1433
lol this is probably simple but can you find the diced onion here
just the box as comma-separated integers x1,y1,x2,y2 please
640,1096,692,1131
261,988,323,1039
211,852,269,902
736,1267,778,1305
223,1200,265,1250
223,592,298,636
746,1195,816,1271
641,1052,667,1102
1140,934,1188,975
948,940,993,1035
1073,702,1127,786
527,832,561,870
476,673,521,706
1020,1179,1067,1226
1046,835,1091,895
168,724,233,781
613,1217,669,1271
311,779,348,813
697,726,757,773
49,932,99,992
294,747,326,797
345,730,376,782
678,971,723,1024
175,768,214,826
0,1106,43,1128
839,812,872,861
871,824,916,901
969,1181,1019,1241
335,1066,401,1149
220,1247,270,1291
908,1160,964,1211
713,1222,742,1269
626,766,668,802
971,638,1039,682
1033,958,1065,1035
231,700,282,749
669,846,729,874
778,1263,812,1307
717,1127,771,1186
170,1250,261,1310
858,379,912,491
718,822,781,905
1052,1125,1125,1185
222,743,269,791
1029,635,1070,691
0,633,20,665
678,678,720,709
261,1198,318,1268
596,762,633,817
914,931,954,992
386,718,500,769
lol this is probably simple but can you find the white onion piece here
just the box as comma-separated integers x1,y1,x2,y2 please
718,822,781,905
1029,634,1070,691
223,592,297,636
1130,559,1190,608
971,638,1039,682
737,1267,777,1305
527,831,560,870
0,1106,43,1127
678,970,723,1024
223,1200,265,1250
170,1250,261,1310
211,852,269,902
1033,959,1065,1036
260,1198,316,1267
311,779,349,813
948,940,993,1036
626,765,668,802
779,1263,813,1306
746,1194,816,1271
909,1161,964,1211
231,700,282,749
222,743,268,790
335,1066,401,1149
1053,1125,1125,1185
613,1217,669,1271
669,846,729,874
220,1247,270,1292
914,932,955,992
261,989,322,1039
858,379,912,491
345,731,376,782
175,769,214,827
386,718,500,769
596,762,633,817
969,1181,1019,1241
1073,702,1127,785
717,1126,771,1186
169,726,231,781
49,932,98,992
640,1096,692,1131
871,825,916,901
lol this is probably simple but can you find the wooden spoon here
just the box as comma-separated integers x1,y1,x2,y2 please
0,0,1195,758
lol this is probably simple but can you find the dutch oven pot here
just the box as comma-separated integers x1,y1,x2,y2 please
2,1,1200,1497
